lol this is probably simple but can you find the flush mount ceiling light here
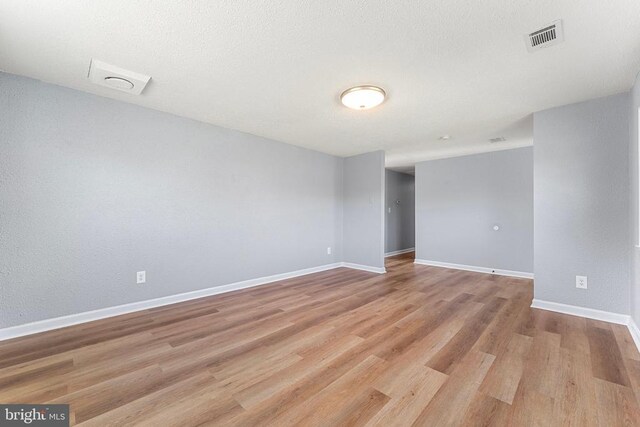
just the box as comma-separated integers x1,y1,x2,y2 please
88,59,151,95
340,85,386,110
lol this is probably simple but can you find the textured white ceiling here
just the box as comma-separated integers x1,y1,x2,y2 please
1,1,639,168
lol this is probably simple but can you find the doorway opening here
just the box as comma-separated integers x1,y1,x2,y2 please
384,169,415,266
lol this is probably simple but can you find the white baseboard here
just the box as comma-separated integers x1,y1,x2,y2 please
413,258,533,279
340,262,386,274
531,299,640,353
628,318,640,353
1,261,371,341
384,248,415,257
530,299,630,325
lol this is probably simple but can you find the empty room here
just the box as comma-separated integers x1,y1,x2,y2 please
2,1,640,426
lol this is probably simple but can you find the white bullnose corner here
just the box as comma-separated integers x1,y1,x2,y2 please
628,318,640,352
413,258,533,279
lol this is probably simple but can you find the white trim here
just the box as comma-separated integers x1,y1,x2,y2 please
1,262,373,341
0,261,388,341
340,262,386,274
531,299,640,354
637,106,639,246
531,299,630,325
413,259,533,279
384,248,415,257
628,318,640,353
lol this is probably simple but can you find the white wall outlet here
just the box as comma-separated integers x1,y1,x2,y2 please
388,207,391,213
137,271,146,284
327,247,332,255
576,275,587,289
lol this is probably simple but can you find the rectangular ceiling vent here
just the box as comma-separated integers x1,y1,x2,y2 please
525,20,564,52
489,137,506,143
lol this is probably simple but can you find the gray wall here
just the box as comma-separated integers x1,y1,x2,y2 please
534,93,630,314
415,147,533,273
0,72,345,328
630,73,640,324
385,170,415,253
343,151,385,269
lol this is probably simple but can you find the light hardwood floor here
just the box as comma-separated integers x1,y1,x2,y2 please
2,252,640,426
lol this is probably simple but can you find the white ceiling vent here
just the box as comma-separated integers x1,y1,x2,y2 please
525,20,564,52
489,137,506,143
88,60,151,95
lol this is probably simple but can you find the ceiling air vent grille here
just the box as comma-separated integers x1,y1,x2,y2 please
526,20,564,52
489,137,506,143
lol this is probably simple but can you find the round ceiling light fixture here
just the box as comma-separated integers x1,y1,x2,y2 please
340,85,386,110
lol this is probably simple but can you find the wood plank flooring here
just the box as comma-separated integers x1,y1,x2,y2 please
2,252,640,426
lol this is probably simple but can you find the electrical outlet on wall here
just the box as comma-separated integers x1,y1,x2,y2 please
576,275,587,289
137,271,146,284
327,247,332,255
